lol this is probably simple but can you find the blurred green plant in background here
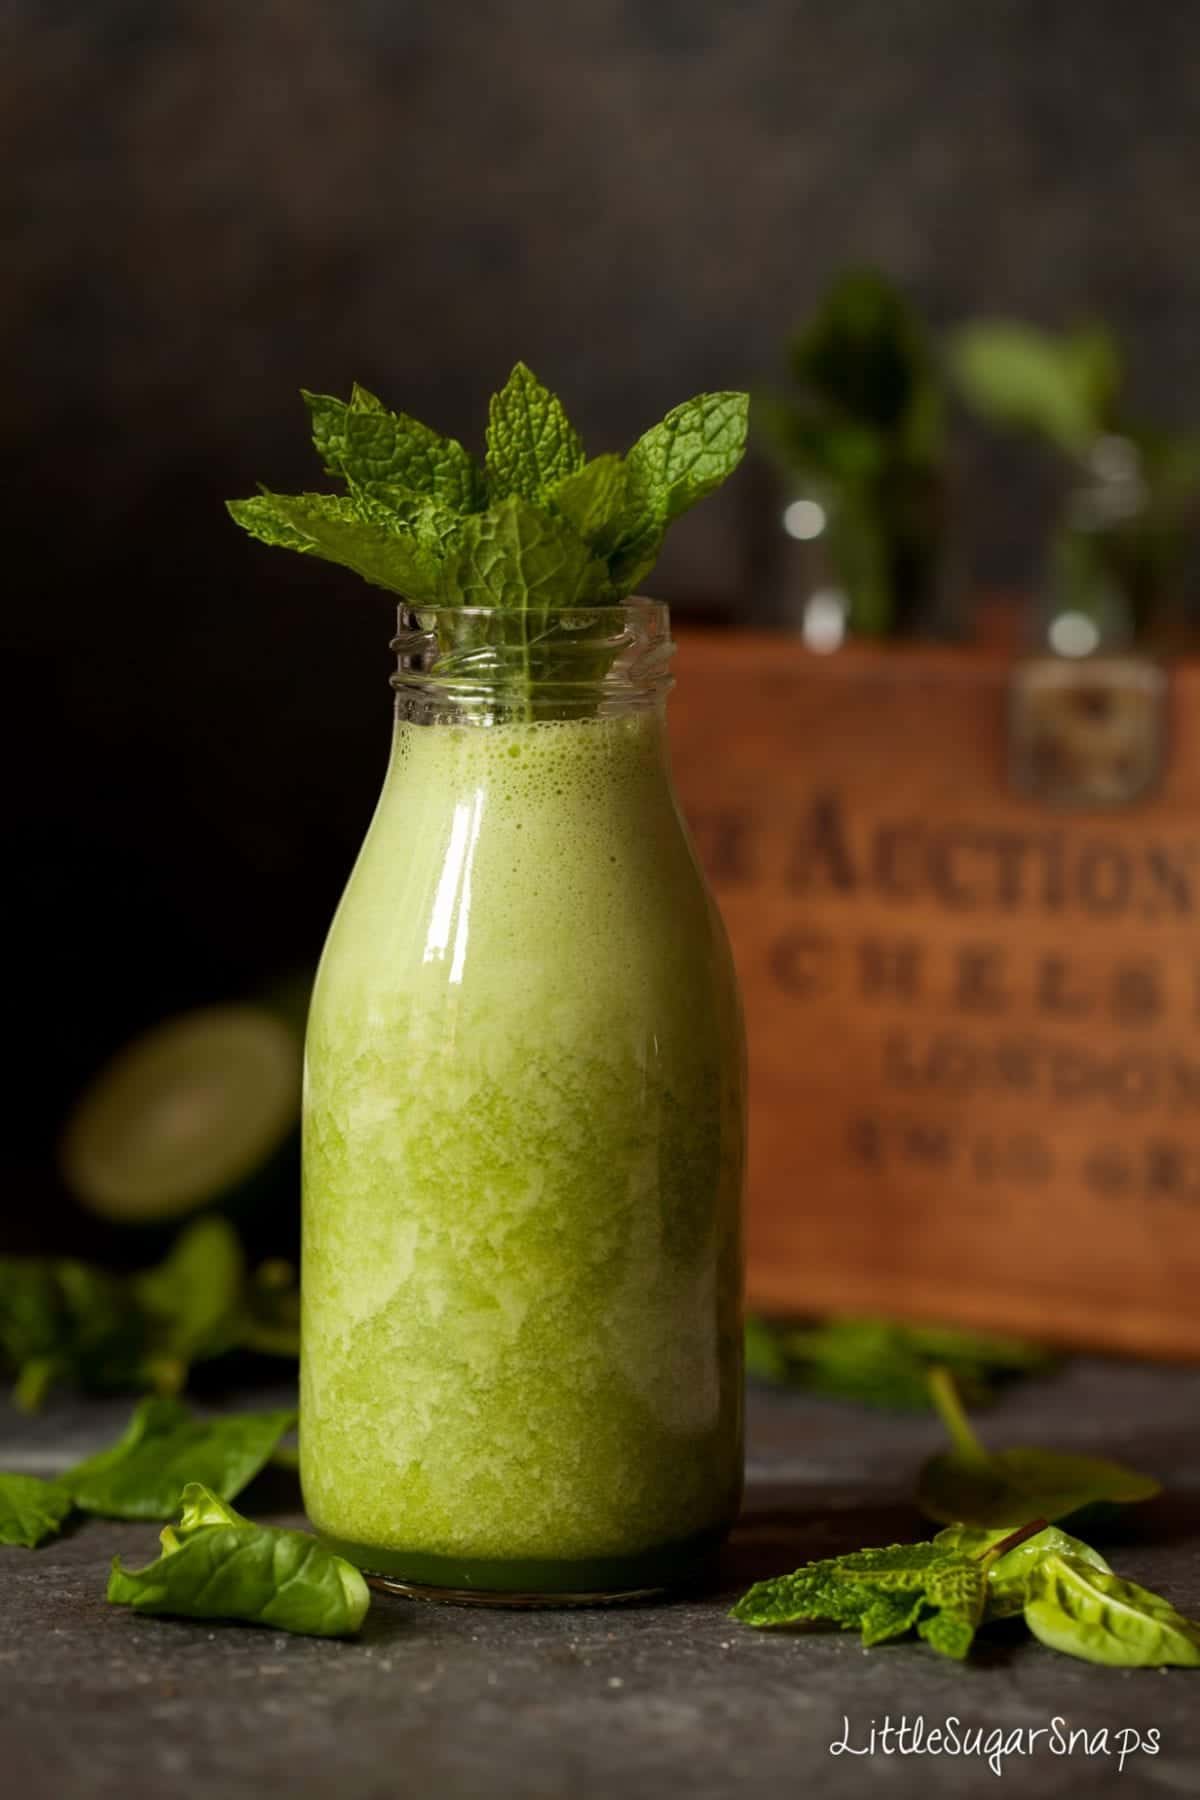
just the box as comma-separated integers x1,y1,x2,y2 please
950,319,1200,648
0,1219,299,1412
759,270,951,640
764,276,1200,648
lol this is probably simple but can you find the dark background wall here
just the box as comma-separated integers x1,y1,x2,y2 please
6,0,1200,1215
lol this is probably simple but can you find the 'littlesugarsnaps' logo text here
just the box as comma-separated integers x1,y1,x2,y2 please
830,1714,1161,1778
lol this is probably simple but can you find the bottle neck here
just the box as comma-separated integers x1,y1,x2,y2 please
390,601,674,726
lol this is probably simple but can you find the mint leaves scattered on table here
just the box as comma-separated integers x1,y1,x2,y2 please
0,1395,295,1549
107,1483,369,1639
744,1315,1054,1410
0,1403,364,1642
732,1522,1044,1660
0,1218,300,1411
917,1366,1160,1527
0,1401,358,1642
733,1521,1200,1668
734,1364,1184,1669
228,365,749,606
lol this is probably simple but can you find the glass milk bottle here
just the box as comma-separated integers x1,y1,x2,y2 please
301,601,745,1604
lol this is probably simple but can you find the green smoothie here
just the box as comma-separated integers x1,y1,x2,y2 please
300,707,745,1593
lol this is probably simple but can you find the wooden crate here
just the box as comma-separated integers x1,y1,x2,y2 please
668,629,1200,1358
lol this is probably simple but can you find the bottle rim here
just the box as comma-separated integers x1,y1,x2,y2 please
390,598,674,723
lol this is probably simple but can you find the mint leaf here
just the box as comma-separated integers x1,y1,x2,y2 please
732,1542,945,1630
859,1589,926,1645
547,454,628,545
485,362,586,501
732,1538,990,1659
731,1558,891,1630
829,1541,950,1589
302,387,367,475
232,370,750,618
609,390,748,591
627,390,750,523
343,403,484,511
303,386,483,510
915,1556,988,1660
439,496,612,612
229,492,444,601
108,1482,369,1638
66,1397,297,1520
0,1473,74,1548
227,491,362,553
348,483,466,558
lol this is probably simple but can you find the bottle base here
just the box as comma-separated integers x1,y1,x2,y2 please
364,1575,667,1609
316,1521,729,1610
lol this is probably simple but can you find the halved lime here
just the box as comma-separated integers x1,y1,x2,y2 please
60,1005,302,1226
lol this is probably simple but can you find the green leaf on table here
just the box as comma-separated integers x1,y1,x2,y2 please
1024,1554,1200,1668
858,1588,927,1646
743,1314,1054,1411
731,1522,1052,1662
66,1396,297,1520
914,1555,989,1660
933,1522,1110,1618
730,1543,935,1629
107,1482,369,1638
731,1539,987,1659
485,362,586,501
918,1367,1159,1527
0,1473,74,1548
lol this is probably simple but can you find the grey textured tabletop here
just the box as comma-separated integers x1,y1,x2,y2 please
2,1358,1198,1800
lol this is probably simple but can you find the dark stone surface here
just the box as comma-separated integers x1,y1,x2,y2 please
2,1359,1199,1798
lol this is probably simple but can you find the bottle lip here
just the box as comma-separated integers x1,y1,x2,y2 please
391,597,674,723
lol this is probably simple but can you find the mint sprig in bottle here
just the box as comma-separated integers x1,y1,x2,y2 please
229,366,748,1602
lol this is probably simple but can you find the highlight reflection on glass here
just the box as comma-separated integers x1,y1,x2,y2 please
422,792,486,982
